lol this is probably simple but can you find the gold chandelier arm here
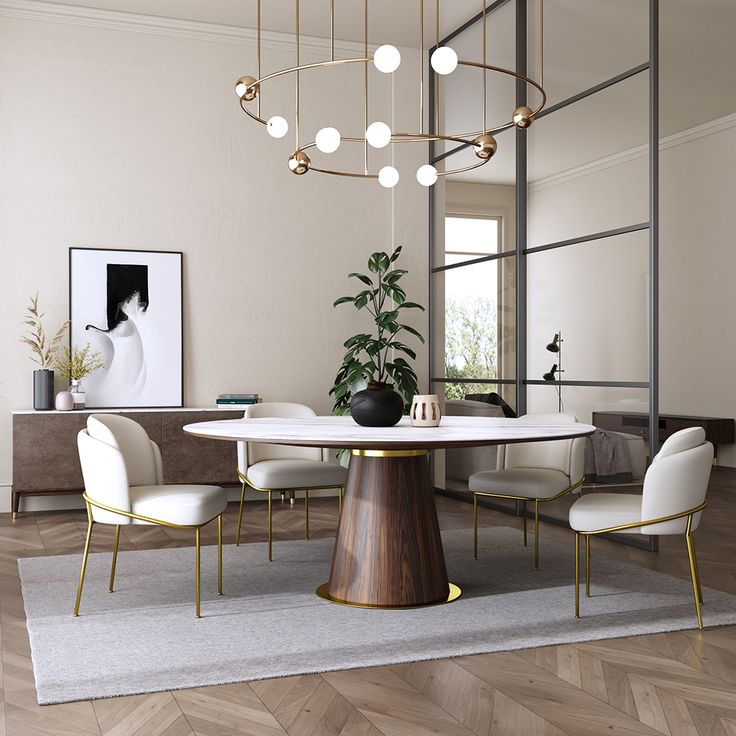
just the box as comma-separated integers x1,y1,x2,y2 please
458,60,547,122
437,157,491,178
310,167,378,180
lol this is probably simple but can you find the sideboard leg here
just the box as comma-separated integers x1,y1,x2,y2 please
12,491,20,519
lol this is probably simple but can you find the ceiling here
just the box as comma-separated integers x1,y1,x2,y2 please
39,0,736,183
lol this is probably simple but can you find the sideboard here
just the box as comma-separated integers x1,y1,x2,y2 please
11,407,244,517
592,411,735,461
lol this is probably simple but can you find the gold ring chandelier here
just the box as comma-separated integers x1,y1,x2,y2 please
235,0,546,187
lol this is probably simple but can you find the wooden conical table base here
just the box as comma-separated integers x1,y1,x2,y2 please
318,450,461,608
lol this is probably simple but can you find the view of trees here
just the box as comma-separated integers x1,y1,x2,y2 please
444,295,498,399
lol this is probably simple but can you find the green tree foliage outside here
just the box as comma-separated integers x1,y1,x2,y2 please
444,296,498,400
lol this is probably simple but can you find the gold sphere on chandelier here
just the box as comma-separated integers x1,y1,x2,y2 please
473,134,498,160
235,75,260,102
512,105,534,129
288,150,311,175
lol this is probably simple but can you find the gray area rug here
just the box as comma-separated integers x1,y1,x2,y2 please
18,527,736,704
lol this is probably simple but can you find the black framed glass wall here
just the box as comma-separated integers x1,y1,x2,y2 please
428,0,659,548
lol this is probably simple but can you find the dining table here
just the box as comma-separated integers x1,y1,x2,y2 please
184,415,595,609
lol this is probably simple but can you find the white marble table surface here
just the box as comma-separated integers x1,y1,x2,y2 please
184,415,595,450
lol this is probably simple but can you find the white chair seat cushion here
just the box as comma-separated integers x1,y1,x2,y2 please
129,484,227,526
246,459,347,490
469,468,571,499
569,493,643,533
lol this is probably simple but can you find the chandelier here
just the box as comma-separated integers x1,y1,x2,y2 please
235,1,546,188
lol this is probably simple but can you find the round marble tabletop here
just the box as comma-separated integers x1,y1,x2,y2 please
184,415,595,450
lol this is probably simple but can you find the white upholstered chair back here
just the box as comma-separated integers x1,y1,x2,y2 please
77,414,164,525
641,427,713,534
501,412,584,483
237,402,322,473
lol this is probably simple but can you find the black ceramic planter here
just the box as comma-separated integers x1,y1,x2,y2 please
350,381,404,427
33,369,55,411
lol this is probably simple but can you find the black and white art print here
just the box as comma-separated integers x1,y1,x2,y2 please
69,248,183,408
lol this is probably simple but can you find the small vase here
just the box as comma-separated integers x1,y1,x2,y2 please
33,369,54,410
70,379,86,410
55,391,74,411
350,381,404,427
410,394,442,427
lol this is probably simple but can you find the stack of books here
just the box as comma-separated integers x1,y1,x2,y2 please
216,393,260,407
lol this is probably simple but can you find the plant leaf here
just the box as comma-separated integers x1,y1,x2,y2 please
333,295,354,307
348,272,373,286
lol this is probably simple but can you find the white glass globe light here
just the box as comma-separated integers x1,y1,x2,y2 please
365,121,392,148
378,166,400,188
266,116,289,139
430,46,458,75
373,44,401,73
416,164,438,187
315,126,341,153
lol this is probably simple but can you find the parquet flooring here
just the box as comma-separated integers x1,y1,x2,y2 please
2,468,736,735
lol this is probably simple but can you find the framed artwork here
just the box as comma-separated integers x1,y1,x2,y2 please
69,247,183,408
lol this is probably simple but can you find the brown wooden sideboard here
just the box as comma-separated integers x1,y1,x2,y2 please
11,408,244,517
592,411,735,461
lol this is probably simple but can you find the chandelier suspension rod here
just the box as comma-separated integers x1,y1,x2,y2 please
435,0,440,136
419,0,424,135
295,0,300,150
330,0,335,62
257,0,261,117
364,0,369,175
540,0,544,88
482,0,487,132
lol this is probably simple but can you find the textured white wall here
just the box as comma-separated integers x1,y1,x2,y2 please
0,13,429,511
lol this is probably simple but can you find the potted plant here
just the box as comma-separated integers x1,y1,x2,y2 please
56,344,105,409
330,245,425,426
20,294,69,410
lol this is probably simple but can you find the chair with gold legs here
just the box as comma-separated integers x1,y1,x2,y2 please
570,426,713,629
235,402,347,561
468,412,586,569
75,414,227,618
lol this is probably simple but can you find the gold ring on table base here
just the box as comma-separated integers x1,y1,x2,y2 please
315,583,461,609
350,449,428,458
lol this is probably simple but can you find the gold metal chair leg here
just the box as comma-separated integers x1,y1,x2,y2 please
267,491,273,562
74,520,94,616
690,534,704,605
685,517,703,629
195,527,201,618
473,493,478,560
305,489,310,540
522,500,528,547
534,499,540,569
338,486,343,515
585,535,591,597
235,481,246,546
217,514,223,596
109,524,120,593
575,532,580,619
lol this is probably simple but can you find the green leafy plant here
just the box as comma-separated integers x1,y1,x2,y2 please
330,245,425,413
20,293,70,369
56,344,105,381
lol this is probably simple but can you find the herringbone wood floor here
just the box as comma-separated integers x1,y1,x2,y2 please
2,470,736,736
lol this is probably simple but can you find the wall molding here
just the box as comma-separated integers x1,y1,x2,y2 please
0,0,378,55
529,111,736,193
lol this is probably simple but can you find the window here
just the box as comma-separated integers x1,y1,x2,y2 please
443,216,501,399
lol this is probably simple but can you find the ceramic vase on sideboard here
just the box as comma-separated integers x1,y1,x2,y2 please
32,369,54,411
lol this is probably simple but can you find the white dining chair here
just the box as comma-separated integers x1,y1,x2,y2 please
569,426,713,628
468,412,586,568
76,414,228,618
236,402,347,560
